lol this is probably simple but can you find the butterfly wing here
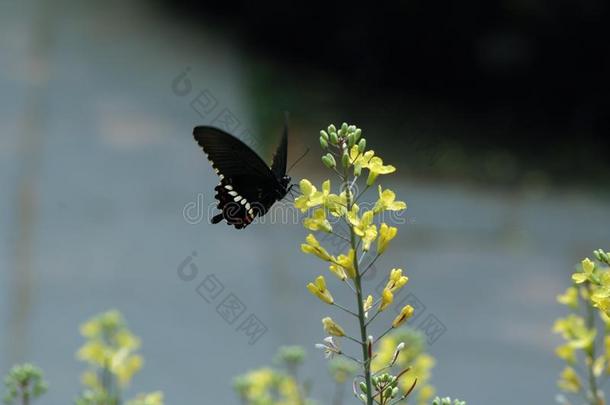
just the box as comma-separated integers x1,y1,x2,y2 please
270,121,288,179
193,126,280,228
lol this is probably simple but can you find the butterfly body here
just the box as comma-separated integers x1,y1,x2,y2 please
193,125,290,229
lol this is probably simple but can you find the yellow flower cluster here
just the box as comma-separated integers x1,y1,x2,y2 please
234,367,303,405
554,250,610,402
296,122,420,404
77,310,143,388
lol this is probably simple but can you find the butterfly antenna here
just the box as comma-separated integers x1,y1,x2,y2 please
287,147,310,174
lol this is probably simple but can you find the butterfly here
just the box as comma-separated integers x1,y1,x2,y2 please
193,123,291,229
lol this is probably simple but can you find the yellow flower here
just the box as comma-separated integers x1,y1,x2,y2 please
378,223,397,254
379,288,393,311
553,315,596,349
328,263,348,281
347,207,377,250
373,186,406,214
326,191,348,217
294,179,318,212
385,268,409,293
348,146,395,185
557,287,578,309
572,258,596,284
392,305,414,328
77,341,109,366
111,348,143,386
307,276,334,305
366,156,396,185
558,366,581,393
81,370,102,390
591,288,610,316
417,385,436,405
303,208,333,233
127,392,164,405
555,344,576,364
295,179,344,216
301,234,333,261
349,146,375,167
331,249,356,279
322,317,345,337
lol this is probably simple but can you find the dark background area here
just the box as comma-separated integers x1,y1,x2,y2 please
166,0,610,186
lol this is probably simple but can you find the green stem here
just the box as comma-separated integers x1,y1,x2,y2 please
20,383,29,405
343,150,374,405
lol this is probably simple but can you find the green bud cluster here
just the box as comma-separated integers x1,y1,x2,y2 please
594,249,610,265
3,363,48,405
319,123,365,175
358,372,401,403
273,345,306,367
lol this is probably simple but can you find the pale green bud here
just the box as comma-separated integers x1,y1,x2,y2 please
322,153,336,169
320,136,328,149
358,138,366,153
342,151,350,167
347,133,356,147
330,131,339,145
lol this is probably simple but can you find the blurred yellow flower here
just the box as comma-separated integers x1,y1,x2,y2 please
307,275,334,305
378,223,398,254
111,349,143,387
555,344,576,364
322,317,346,337
557,287,579,309
301,234,333,262
553,315,596,350
127,392,164,405
558,366,581,393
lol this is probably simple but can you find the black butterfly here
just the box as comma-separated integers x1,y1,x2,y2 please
193,124,291,229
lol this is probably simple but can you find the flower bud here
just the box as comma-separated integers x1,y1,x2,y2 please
327,124,336,134
358,138,366,153
359,382,367,393
347,133,355,147
354,163,362,177
353,128,362,142
322,153,336,169
320,130,329,140
319,136,328,149
342,151,350,168
330,131,339,145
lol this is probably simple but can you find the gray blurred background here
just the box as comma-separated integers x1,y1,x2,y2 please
1,0,609,403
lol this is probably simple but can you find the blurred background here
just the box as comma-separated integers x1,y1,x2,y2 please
1,0,609,403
